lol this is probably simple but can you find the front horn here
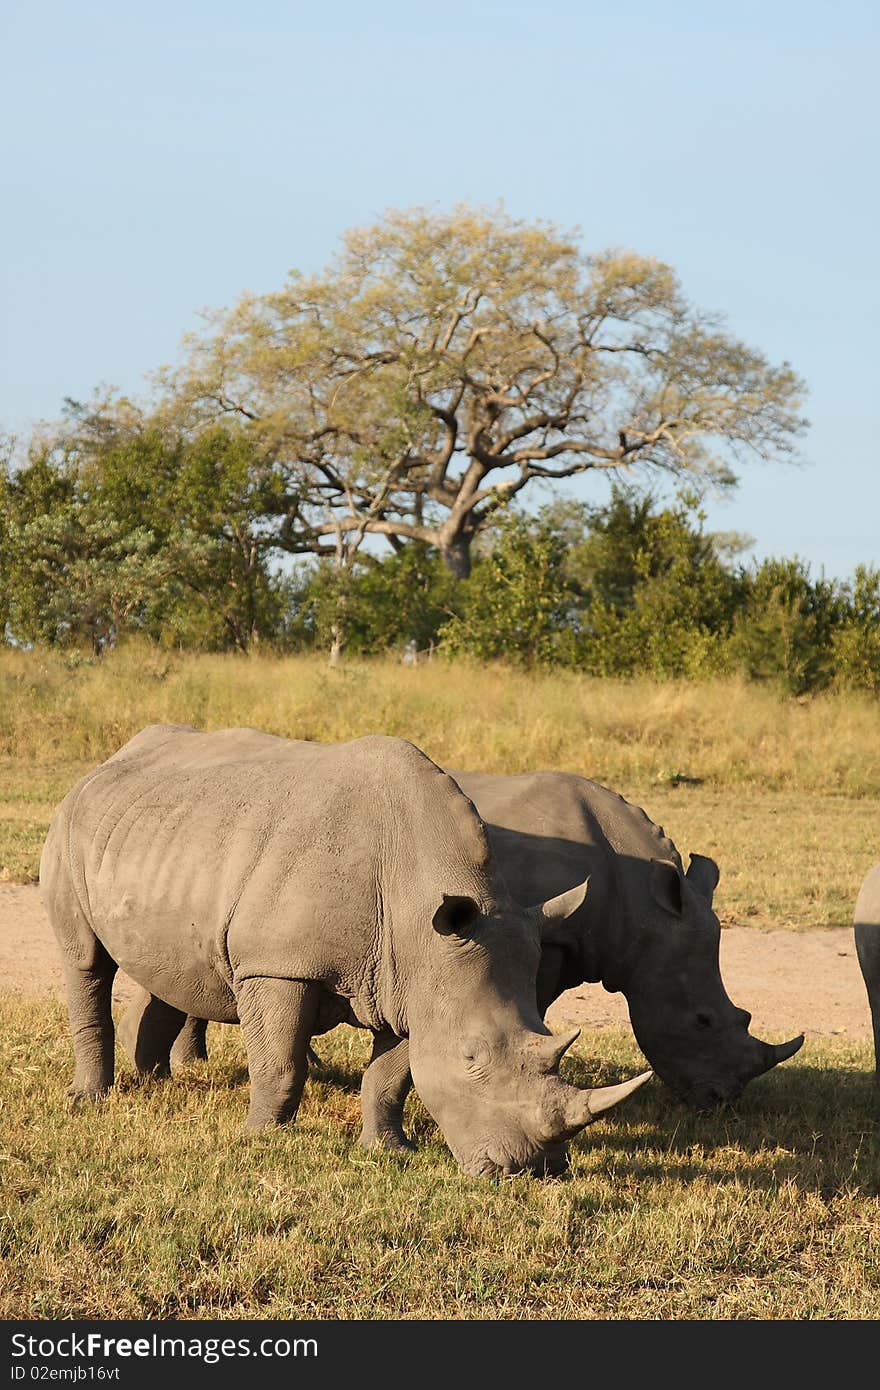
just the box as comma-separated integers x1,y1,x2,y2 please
541,1069,653,1142
755,1034,805,1074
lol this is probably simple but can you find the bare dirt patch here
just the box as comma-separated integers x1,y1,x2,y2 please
0,884,870,1043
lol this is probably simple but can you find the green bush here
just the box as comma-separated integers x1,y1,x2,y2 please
439,513,578,667
289,545,461,657
726,558,844,695
568,488,742,677
830,565,880,693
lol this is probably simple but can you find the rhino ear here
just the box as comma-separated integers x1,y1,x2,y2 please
433,894,481,938
686,853,720,905
650,859,684,918
534,878,589,943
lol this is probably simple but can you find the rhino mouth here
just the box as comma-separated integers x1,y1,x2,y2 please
654,1032,805,1109
462,1140,570,1179
650,1061,746,1109
670,1080,743,1110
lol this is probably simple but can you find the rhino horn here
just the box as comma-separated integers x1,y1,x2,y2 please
552,1069,654,1140
755,1034,805,1074
536,1026,581,1073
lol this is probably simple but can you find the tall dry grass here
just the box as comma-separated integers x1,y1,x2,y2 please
2,643,879,793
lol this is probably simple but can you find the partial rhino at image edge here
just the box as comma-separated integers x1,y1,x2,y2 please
854,862,880,1074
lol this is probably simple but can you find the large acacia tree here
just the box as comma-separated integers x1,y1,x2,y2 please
162,205,808,577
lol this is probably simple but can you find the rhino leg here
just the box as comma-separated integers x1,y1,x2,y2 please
117,989,188,1078
236,976,321,1129
121,999,322,1075
64,942,118,1101
170,1016,210,1069
359,1032,415,1152
168,1016,322,1071
855,921,880,1078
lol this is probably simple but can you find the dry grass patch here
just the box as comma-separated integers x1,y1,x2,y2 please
1,647,878,928
2,998,879,1320
642,785,879,930
0,760,94,883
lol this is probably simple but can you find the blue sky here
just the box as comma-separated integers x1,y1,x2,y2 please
2,0,877,578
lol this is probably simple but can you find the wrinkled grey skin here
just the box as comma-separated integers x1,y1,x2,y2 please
127,766,802,1149
41,726,650,1178
348,770,803,1145
457,771,803,1107
854,863,880,1075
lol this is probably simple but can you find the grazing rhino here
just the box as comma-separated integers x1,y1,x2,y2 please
40,725,650,1178
853,862,880,1075
125,763,803,1151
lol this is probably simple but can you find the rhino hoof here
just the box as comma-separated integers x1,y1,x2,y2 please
132,1064,172,1084
358,1129,417,1155
67,1084,110,1106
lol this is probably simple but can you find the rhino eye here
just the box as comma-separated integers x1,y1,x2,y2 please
461,1037,491,1071
695,1012,714,1030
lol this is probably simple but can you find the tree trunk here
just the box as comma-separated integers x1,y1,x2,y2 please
328,586,347,667
439,534,472,579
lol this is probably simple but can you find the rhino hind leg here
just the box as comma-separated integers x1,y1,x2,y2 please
169,1017,324,1071
63,943,118,1101
123,999,326,1076
359,1031,415,1153
170,1016,210,1069
117,989,188,1078
236,976,322,1129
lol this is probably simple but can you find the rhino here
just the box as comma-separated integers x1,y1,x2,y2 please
125,764,804,1151
40,725,650,1178
854,862,880,1075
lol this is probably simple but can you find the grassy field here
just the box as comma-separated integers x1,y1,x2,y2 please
2,644,878,927
1,997,878,1320
2,645,879,1321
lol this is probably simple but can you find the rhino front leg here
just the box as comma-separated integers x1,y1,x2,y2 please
359,1032,415,1152
171,1016,209,1069
118,988,188,1078
236,976,321,1129
64,943,118,1101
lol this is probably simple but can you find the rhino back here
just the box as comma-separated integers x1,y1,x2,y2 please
451,768,684,984
43,726,499,1026
452,769,679,888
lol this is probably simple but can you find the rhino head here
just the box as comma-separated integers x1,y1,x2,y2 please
407,881,652,1177
617,854,803,1107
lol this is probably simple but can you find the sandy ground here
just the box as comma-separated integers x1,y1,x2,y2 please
0,884,870,1042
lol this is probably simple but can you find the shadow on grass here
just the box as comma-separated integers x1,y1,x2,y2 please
566,1058,880,1199
108,1027,879,1198
113,1046,367,1098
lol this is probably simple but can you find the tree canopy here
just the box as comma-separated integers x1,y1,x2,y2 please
160,204,808,576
